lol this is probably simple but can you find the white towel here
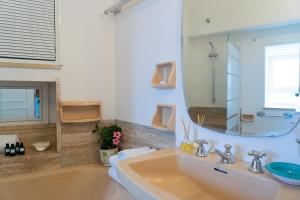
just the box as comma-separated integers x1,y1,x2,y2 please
109,155,119,168
108,167,122,186
118,146,151,160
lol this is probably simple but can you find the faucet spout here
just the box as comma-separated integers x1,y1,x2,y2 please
215,148,227,159
215,144,235,164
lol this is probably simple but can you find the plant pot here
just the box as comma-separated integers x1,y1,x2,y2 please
99,147,118,166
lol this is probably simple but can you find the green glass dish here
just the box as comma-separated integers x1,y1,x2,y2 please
266,162,300,180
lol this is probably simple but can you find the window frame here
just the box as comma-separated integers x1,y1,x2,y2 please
0,82,49,126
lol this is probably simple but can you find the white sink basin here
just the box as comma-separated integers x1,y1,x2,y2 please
117,149,280,200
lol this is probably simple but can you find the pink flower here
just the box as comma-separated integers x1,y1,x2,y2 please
113,131,122,139
113,138,120,146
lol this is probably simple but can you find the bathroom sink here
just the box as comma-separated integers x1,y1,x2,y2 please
117,149,280,200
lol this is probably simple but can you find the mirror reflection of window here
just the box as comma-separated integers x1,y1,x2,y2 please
265,43,300,109
0,88,42,123
34,89,41,119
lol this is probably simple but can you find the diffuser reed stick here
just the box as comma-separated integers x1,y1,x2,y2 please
197,114,206,126
180,117,193,153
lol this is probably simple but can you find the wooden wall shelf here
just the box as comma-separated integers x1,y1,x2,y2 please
60,101,101,123
152,61,176,89
152,104,176,132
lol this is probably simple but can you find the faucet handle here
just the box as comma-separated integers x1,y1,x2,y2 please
248,150,266,159
196,139,208,146
224,144,232,152
195,139,208,157
248,150,266,173
215,144,235,164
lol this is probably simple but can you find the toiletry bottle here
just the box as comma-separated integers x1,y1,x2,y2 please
15,142,20,155
19,143,25,155
5,143,10,156
180,132,193,153
10,144,16,156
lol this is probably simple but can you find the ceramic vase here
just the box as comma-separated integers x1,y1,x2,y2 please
99,147,118,166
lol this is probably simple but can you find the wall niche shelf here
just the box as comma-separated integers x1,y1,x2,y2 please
152,104,176,132
241,114,255,122
60,101,101,123
152,61,176,89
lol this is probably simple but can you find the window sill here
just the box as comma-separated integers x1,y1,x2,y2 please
263,107,296,111
0,62,62,70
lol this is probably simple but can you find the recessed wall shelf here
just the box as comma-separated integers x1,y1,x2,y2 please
152,61,176,89
241,114,255,122
60,101,101,123
152,104,176,132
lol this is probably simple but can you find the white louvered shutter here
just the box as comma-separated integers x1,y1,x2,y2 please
0,0,56,61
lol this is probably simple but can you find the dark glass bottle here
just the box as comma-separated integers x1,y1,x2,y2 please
15,142,20,155
19,143,25,155
4,143,10,156
10,144,16,156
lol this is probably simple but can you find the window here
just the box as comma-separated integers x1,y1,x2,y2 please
0,83,49,125
0,0,56,61
265,43,300,109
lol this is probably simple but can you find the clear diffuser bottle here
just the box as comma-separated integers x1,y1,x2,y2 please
180,132,193,153
180,119,193,153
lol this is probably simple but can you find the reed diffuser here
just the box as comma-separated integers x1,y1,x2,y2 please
197,114,205,126
180,118,193,153
191,114,206,150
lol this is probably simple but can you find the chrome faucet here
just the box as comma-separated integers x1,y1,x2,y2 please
248,150,266,173
215,144,235,164
195,139,208,157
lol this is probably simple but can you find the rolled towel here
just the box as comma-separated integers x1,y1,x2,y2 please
109,155,119,169
0,134,19,154
108,167,122,185
118,146,151,160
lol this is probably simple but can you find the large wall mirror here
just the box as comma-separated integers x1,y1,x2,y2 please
182,0,300,137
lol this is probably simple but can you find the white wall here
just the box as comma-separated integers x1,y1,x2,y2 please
187,0,300,36
115,0,180,125
0,0,116,119
115,0,300,164
60,0,116,119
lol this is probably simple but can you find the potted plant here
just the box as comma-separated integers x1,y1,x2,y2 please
92,123,122,166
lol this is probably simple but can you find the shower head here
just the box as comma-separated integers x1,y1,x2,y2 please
209,41,218,58
104,0,131,15
209,41,215,51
